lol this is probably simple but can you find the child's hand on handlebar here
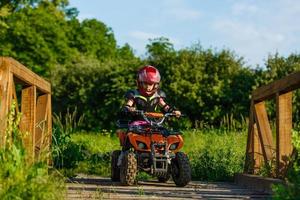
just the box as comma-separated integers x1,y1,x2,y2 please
173,110,181,118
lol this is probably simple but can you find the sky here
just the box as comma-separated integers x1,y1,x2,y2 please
68,0,300,67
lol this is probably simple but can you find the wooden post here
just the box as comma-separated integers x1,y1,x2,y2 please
1,57,52,162
276,92,293,177
254,101,274,167
20,86,36,161
35,94,52,160
244,71,299,178
253,123,263,173
0,60,10,146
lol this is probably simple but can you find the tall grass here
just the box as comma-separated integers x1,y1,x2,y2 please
182,129,246,181
272,130,300,199
52,109,247,181
63,129,246,181
52,108,85,172
0,101,65,200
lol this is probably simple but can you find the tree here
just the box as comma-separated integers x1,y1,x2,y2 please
0,3,78,76
51,56,142,130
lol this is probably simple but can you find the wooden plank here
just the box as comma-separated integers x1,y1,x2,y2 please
35,94,48,159
235,173,284,194
0,60,9,146
253,123,263,173
1,57,51,93
4,73,15,147
47,94,52,147
244,102,254,173
254,102,274,165
252,71,300,102
11,77,19,113
20,86,36,160
46,94,52,164
276,92,293,177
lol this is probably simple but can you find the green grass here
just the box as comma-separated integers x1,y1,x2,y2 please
64,129,247,181
182,129,246,181
71,132,120,176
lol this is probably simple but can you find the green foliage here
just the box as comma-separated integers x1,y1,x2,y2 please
0,102,65,200
64,129,246,181
2,0,300,131
182,129,246,181
71,132,119,176
51,56,142,130
52,108,85,170
146,39,255,127
68,19,117,60
262,53,300,124
0,2,78,76
0,5,10,29
272,130,300,199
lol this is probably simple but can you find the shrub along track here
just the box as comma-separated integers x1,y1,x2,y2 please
67,174,270,199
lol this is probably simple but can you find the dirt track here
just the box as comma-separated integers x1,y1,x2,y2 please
66,174,270,200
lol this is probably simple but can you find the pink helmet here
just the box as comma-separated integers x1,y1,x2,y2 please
137,65,161,96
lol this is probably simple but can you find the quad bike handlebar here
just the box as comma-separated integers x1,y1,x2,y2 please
133,110,184,127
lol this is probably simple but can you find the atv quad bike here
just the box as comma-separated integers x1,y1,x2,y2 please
111,111,191,187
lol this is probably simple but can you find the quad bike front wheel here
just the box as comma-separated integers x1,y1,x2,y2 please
157,173,170,183
111,150,121,181
120,151,137,185
157,166,171,183
171,152,191,187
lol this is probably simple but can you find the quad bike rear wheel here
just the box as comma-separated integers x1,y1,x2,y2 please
171,152,191,187
111,150,121,181
120,151,137,185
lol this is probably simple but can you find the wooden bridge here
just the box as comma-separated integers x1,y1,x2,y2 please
0,57,52,161
236,70,300,191
1,57,298,198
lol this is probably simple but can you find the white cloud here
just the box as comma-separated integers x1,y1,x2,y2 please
212,19,287,65
210,0,300,66
161,0,202,21
231,2,258,15
213,20,285,44
166,8,202,21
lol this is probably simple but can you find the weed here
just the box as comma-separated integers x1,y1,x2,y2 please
272,130,300,199
0,101,65,199
137,186,145,196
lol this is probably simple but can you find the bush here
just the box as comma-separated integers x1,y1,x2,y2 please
0,102,65,200
272,131,300,199
183,129,246,181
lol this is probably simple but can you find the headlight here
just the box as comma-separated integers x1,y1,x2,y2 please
137,142,147,149
169,143,179,150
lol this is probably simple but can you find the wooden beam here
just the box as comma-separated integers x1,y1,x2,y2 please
46,94,52,148
245,102,255,173
254,102,274,165
20,86,36,161
46,94,52,165
276,92,293,178
1,57,51,94
0,61,9,146
253,123,263,173
252,71,300,102
35,94,48,159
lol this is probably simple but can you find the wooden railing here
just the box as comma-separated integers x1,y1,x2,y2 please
0,57,52,161
244,72,300,178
